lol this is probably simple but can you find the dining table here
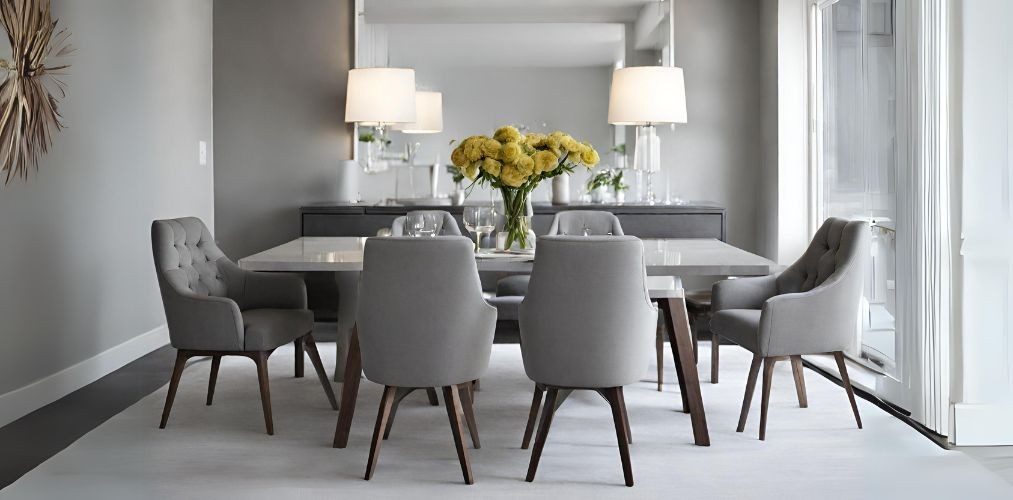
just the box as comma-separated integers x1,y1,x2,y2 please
239,236,779,449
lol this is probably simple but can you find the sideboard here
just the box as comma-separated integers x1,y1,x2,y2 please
300,202,727,240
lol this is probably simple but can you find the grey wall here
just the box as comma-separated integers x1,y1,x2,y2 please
758,0,779,259
376,65,615,203
214,0,354,259
661,0,763,253
0,1,213,398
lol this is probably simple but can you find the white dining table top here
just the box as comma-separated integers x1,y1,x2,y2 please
238,237,779,277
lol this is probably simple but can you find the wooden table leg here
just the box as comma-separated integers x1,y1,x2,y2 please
332,327,362,448
663,297,710,446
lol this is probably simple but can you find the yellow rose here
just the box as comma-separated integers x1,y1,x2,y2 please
543,136,561,155
493,125,522,143
533,150,558,173
524,133,546,147
499,164,527,187
480,138,502,159
450,147,467,167
464,142,483,162
516,155,535,175
559,136,580,152
580,143,600,166
481,158,502,177
501,141,522,163
464,162,480,180
549,130,566,138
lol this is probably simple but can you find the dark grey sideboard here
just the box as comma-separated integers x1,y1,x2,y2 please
300,202,727,240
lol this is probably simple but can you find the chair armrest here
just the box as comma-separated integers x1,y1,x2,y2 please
758,272,861,357
161,287,245,351
711,274,778,312
220,260,307,310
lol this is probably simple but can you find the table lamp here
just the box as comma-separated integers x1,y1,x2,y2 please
394,91,443,198
608,66,687,204
345,68,416,177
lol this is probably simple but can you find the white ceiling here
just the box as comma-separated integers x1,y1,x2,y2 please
364,0,659,24
383,23,626,68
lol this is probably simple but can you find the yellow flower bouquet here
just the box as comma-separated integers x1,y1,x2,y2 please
451,125,600,250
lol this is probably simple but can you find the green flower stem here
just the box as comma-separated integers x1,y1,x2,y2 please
500,186,533,250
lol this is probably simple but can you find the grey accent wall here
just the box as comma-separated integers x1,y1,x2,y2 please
213,0,355,259
660,0,762,254
758,0,780,260
0,1,213,397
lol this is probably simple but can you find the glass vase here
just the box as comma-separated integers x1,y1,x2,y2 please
498,187,536,252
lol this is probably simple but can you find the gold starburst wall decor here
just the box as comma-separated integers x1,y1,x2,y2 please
0,0,72,184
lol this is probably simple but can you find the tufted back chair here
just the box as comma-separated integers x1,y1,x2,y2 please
776,217,863,294
547,210,624,236
152,217,230,298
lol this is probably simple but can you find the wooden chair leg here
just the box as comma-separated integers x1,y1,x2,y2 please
443,385,474,485
602,387,634,487
382,387,414,440
834,352,863,429
294,337,304,378
426,387,440,406
616,386,632,444
689,316,699,363
302,333,338,410
206,355,221,406
365,386,396,480
759,357,776,441
521,384,544,449
526,387,559,482
472,379,480,392
737,354,762,432
458,383,481,449
252,352,274,435
159,351,188,429
790,355,808,408
711,334,720,384
655,316,665,392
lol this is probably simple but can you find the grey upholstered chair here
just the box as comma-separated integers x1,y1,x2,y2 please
151,218,336,435
710,217,868,440
497,210,625,296
519,236,656,487
356,236,496,485
547,210,625,236
390,210,462,236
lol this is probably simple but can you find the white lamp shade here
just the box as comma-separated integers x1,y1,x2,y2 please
345,68,417,124
394,91,443,134
607,66,687,125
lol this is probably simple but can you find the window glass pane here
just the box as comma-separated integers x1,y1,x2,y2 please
817,0,898,374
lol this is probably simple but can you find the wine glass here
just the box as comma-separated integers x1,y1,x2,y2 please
474,207,496,253
405,212,425,237
463,207,479,249
464,206,495,253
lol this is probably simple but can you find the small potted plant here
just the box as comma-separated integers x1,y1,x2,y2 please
586,169,629,204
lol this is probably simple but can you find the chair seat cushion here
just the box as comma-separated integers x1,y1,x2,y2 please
710,309,762,353
485,295,523,321
242,308,313,351
496,275,530,297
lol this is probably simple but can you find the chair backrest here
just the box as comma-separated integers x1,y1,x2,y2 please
777,217,869,294
547,210,624,236
151,217,230,298
390,210,462,236
519,236,656,388
356,237,497,387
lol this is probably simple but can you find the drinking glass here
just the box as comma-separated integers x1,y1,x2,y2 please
405,212,433,237
464,206,496,253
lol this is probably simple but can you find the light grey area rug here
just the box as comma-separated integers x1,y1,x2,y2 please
5,343,1012,499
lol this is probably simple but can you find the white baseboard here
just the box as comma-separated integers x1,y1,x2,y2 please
0,324,170,428
952,403,1013,445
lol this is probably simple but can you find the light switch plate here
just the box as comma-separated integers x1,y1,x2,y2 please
199,141,208,166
